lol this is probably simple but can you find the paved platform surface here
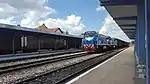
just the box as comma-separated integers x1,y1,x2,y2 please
69,47,135,84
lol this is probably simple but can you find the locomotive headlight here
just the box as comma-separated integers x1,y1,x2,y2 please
85,37,94,41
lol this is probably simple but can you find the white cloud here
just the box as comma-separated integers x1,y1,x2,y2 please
0,17,17,25
0,0,85,35
39,15,85,35
99,15,131,42
96,6,105,12
0,0,55,26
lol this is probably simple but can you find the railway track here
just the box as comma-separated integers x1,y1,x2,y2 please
0,52,87,74
0,48,126,84
9,48,125,84
56,49,124,84
0,49,83,62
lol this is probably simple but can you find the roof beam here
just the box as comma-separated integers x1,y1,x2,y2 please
119,24,136,27
124,31,135,34
125,32,135,39
113,16,137,20
123,31,135,33
100,0,137,6
122,28,136,30
126,34,135,39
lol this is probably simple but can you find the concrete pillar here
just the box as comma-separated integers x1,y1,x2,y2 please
66,39,69,49
55,38,57,50
135,25,139,62
74,39,76,49
12,34,15,55
137,0,146,65
145,0,150,83
38,36,40,53
134,1,147,84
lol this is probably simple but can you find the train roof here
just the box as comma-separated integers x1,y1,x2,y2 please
99,33,111,38
0,23,82,39
84,31,97,33
99,34,129,43
113,37,129,43
84,31,112,39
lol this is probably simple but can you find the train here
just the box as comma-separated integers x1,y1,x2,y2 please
82,31,129,52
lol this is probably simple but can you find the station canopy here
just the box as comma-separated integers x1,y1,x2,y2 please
100,0,137,39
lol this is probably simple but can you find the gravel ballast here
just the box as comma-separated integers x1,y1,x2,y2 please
0,53,102,84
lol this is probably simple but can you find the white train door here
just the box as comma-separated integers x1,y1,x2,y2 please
21,36,28,51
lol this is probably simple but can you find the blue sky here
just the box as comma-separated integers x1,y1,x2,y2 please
0,0,130,41
48,0,108,32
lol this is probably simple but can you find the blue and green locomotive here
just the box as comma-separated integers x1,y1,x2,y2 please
82,31,117,52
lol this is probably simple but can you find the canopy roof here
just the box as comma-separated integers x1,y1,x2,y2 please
100,0,137,39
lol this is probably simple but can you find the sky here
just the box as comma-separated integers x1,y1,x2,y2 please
0,0,130,42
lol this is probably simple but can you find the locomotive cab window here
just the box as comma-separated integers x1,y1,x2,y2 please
84,31,97,37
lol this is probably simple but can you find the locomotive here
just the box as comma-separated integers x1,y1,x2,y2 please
82,31,129,52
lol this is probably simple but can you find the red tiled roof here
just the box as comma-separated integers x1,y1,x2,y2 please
35,24,63,33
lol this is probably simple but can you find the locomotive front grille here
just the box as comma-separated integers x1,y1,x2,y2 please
84,44,95,52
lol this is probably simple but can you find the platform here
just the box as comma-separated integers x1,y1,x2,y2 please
0,49,82,62
67,46,135,84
